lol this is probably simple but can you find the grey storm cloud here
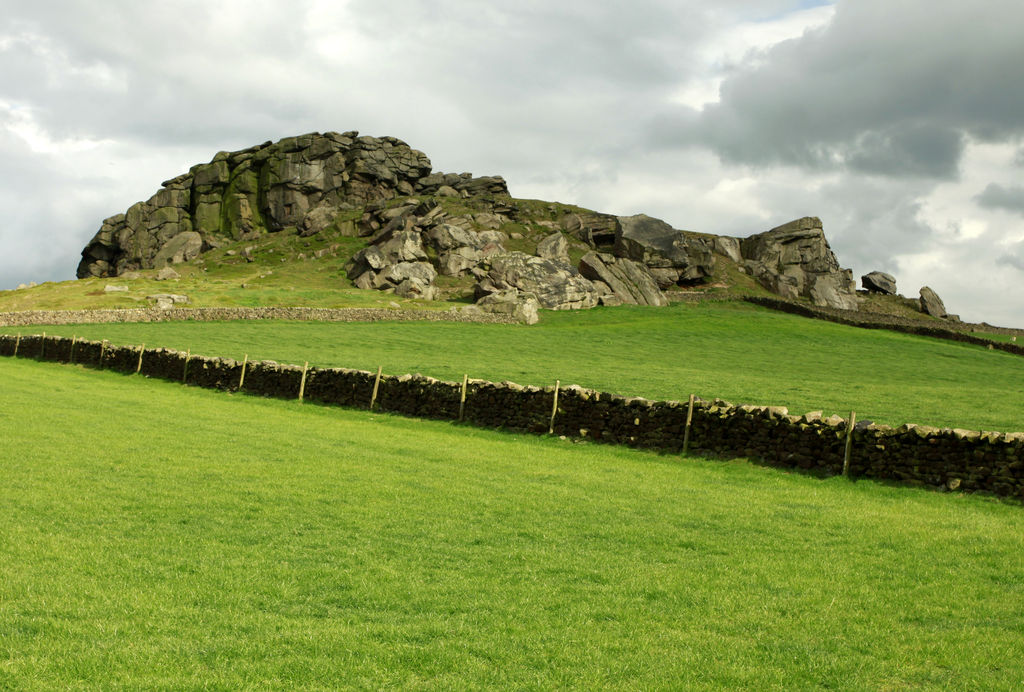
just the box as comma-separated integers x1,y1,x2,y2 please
654,0,1024,179
976,184,1024,216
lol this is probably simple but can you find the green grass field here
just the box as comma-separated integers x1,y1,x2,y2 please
2,357,1023,689
10,301,1024,432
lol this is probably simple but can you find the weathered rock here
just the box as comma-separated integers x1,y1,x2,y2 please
103,285,129,293
77,131,505,278
394,277,438,301
712,236,742,263
475,288,540,324
562,211,620,247
578,251,667,306
614,214,714,284
300,204,337,237
740,217,858,310
373,229,428,263
425,223,480,251
920,286,948,318
437,246,483,277
862,271,897,294
381,261,437,287
152,231,202,267
536,232,569,262
476,251,599,310
156,267,180,281
146,293,189,309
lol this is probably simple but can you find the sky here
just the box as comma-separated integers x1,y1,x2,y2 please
2,0,1023,325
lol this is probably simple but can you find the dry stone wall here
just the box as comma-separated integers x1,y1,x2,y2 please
744,296,1024,357
2,333,1022,500
0,306,517,328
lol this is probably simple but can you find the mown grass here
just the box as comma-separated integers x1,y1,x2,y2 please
1,357,1023,689
12,301,1024,432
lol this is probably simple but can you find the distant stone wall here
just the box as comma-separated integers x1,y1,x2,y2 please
3,333,1022,500
0,306,516,327
744,296,1024,357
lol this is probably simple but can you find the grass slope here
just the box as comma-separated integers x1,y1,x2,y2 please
1,357,1023,689
10,301,1024,432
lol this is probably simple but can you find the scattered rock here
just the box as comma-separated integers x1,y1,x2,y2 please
146,293,190,309
862,271,897,294
103,285,129,293
156,267,181,281
919,286,948,318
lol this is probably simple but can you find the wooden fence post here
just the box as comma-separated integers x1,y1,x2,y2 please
13,333,20,357
182,349,191,384
99,340,107,369
370,365,383,410
683,393,696,455
298,362,309,402
70,335,77,364
843,411,857,477
40,332,45,360
238,354,248,390
548,379,560,435
135,344,145,374
459,374,468,421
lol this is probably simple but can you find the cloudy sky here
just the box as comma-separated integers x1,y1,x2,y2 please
2,0,1023,324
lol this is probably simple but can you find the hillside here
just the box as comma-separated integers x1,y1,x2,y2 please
3,356,1024,689
1,130,973,328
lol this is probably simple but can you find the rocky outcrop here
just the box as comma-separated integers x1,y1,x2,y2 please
77,131,911,319
862,271,897,295
77,131,509,278
578,252,668,307
474,252,599,310
614,214,715,286
920,286,947,318
740,217,858,311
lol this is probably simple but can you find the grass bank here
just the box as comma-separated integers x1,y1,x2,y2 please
8,301,1024,432
1,357,1022,689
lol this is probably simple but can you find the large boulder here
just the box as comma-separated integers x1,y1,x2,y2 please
424,223,503,277
862,271,897,295
613,214,714,285
740,217,858,311
474,289,541,324
475,251,599,310
562,211,620,247
578,252,667,306
536,232,569,262
77,131,509,278
919,286,947,318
